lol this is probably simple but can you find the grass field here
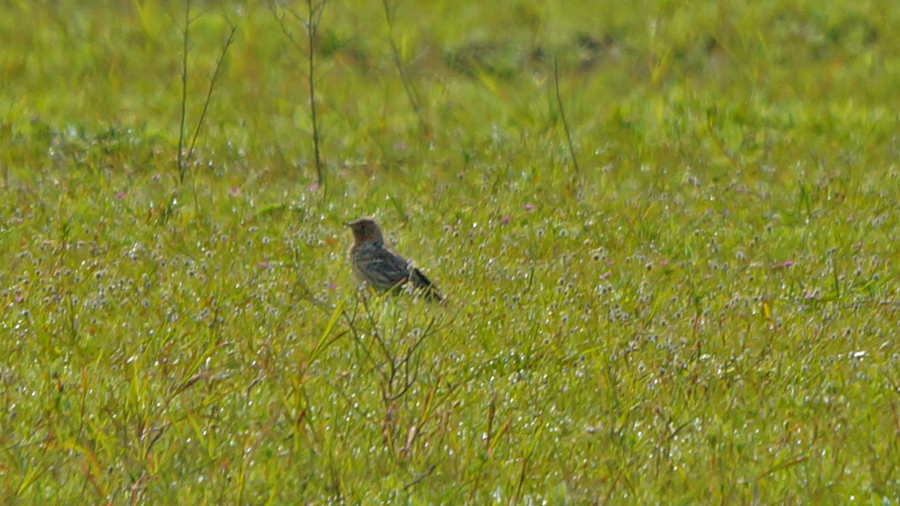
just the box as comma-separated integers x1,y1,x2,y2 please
3,0,900,504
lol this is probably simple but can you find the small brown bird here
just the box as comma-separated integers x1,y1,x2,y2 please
345,217,442,302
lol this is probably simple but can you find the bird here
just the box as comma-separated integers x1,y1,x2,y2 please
345,217,442,302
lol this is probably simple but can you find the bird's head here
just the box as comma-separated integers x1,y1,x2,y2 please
345,217,384,243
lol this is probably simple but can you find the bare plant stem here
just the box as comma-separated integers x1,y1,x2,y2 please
271,0,328,189
553,56,580,174
381,0,428,134
188,26,236,164
306,0,325,188
177,0,191,184
176,0,236,188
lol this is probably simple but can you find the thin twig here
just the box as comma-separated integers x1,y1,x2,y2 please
177,0,192,183
269,1,329,189
381,0,428,134
176,1,235,188
307,0,325,188
553,56,580,174
403,464,436,489
187,25,237,163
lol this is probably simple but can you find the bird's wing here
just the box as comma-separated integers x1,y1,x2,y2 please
358,245,411,288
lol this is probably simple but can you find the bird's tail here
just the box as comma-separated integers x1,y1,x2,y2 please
409,268,442,303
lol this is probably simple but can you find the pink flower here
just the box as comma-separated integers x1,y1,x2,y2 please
599,271,611,280
522,204,535,211
500,215,511,225
257,262,270,269
115,191,126,199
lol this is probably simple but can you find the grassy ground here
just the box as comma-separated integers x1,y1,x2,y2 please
3,0,900,504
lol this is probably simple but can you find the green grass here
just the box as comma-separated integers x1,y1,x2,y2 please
2,0,900,503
